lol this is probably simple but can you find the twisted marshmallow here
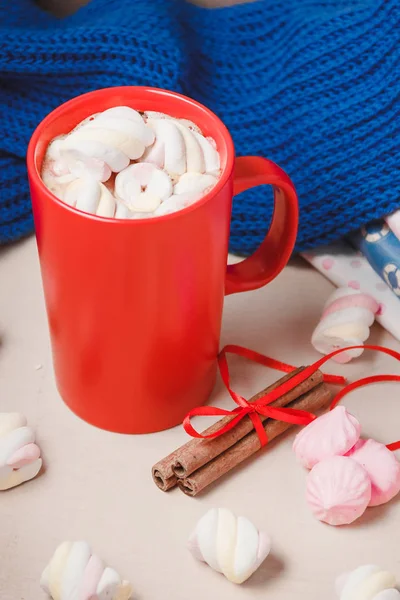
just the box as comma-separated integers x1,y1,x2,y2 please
188,508,271,584
63,178,116,217
336,565,400,600
144,112,220,179
312,288,380,363
41,541,132,600
0,412,42,490
54,106,155,182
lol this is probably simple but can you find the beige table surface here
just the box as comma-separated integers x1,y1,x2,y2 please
1,238,400,600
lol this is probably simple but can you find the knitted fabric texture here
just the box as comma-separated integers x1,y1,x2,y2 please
0,0,399,253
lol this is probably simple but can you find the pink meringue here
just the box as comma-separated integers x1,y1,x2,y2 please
306,456,371,525
293,406,361,469
346,438,400,507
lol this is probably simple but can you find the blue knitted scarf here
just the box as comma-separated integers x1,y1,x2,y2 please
0,0,399,253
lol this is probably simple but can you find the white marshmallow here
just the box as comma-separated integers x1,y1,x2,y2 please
144,111,202,133
188,508,271,584
145,114,220,178
58,107,154,181
100,106,146,124
174,172,218,196
145,118,186,176
336,565,399,600
115,163,172,213
64,178,116,217
154,193,198,216
192,130,220,173
114,202,134,219
175,122,205,173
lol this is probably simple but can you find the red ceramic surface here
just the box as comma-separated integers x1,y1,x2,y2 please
27,86,298,433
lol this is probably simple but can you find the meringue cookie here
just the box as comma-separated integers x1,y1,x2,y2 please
115,163,172,213
188,508,271,584
336,565,399,600
312,288,380,363
306,456,371,525
293,406,361,469
41,540,132,600
0,412,42,490
346,438,400,507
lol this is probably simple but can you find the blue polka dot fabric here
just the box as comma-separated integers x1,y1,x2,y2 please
1,0,399,253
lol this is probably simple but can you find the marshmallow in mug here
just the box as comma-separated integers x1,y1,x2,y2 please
41,106,221,220
0,412,42,490
41,540,132,600
143,111,220,177
48,106,155,182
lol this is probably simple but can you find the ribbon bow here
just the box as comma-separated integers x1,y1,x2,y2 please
183,344,400,450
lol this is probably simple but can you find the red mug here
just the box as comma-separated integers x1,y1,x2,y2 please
27,86,298,434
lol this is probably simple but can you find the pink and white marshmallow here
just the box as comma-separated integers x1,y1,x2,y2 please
41,541,132,600
312,288,380,363
0,412,42,490
188,508,271,584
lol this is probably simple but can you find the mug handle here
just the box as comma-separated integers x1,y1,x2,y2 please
225,156,299,295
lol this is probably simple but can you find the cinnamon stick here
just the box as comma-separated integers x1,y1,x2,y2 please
177,382,331,497
152,367,323,491
151,465,177,492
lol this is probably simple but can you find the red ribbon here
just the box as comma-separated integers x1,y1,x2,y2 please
183,344,400,451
